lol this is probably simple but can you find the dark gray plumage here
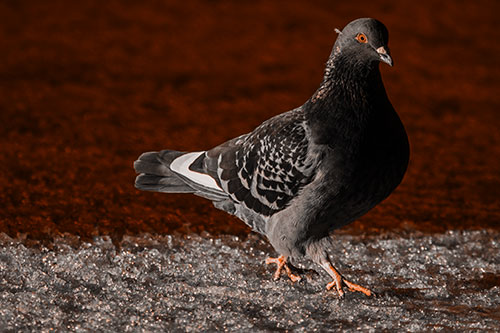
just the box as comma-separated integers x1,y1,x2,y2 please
134,18,409,298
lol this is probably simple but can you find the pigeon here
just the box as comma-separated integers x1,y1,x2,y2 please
134,18,409,298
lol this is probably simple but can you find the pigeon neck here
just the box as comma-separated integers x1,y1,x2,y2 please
323,51,381,89
305,53,386,146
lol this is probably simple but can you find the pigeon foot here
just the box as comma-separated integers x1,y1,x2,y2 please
321,262,372,298
265,255,301,282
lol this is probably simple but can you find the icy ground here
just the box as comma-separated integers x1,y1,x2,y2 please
0,230,499,331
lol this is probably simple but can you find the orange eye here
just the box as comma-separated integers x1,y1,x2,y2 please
356,33,368,43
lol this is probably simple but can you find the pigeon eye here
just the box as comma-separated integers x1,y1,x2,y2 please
356,33,368,43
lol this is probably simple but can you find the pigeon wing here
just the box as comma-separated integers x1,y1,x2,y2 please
206,109,319,218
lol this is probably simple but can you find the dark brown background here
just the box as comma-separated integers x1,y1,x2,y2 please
1,0,499,243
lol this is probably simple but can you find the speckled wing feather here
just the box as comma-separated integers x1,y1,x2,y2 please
203,109,319,224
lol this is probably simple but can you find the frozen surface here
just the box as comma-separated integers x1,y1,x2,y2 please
0,230,499,331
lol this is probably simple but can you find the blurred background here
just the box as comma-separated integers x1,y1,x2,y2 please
0,0,498,244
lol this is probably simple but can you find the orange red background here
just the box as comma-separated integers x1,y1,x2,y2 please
1,1,499,243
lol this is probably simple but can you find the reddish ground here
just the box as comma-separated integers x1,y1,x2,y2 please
0,1,499,243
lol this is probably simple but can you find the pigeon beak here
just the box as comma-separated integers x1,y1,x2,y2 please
376,46,393,66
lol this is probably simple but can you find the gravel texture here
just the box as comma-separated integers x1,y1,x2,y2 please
1,230,499,331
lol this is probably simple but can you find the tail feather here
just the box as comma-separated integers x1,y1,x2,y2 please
134,150,194,193
134,174,194,193
134,149,229,201
133,151,183,177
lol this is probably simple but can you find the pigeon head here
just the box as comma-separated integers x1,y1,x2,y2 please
333,18,393,67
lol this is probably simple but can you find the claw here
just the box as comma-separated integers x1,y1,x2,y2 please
265,255,301,282
321,262,372,298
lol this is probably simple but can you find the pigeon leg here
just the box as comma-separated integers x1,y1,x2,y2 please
320,262,372,298
265,255,301,282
